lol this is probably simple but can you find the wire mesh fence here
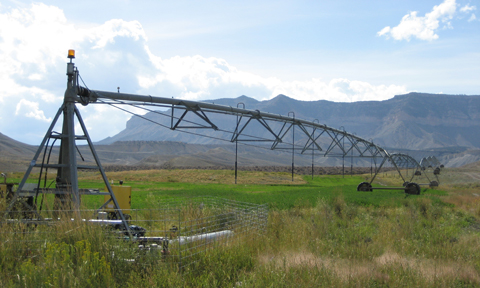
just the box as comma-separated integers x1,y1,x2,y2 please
0,196,268,270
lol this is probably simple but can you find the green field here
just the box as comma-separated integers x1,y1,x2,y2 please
1,169,480,287
6,169,449,211
73,170,449,210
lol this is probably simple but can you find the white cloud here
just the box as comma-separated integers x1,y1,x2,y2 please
0,3,409,144
269,78,407,102
0,3,147,100
0,3,150,143
15,99,51,122
459,4,477,22
460,4,476,13
137,55,407,103
377,0,457,41
88,19,147,49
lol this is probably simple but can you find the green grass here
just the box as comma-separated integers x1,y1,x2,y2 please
7,169,448,210
74,173,448,211
8,170,449,211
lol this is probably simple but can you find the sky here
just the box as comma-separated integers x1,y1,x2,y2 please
0,0,479,144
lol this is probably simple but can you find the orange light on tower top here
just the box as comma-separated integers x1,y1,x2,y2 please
67,49,75,59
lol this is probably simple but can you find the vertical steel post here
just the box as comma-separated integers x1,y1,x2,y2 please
234,103,244,184
370,158,373,177
289,112,295,182
311,128,314,180
235,135,238,184
312,119,319,180
406,154,409,177
350,133,354,176
340,126,345,178
56,56,80,210
56,53,130,234
350,147,353,176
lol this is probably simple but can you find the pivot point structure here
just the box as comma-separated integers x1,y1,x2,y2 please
4,50,130,233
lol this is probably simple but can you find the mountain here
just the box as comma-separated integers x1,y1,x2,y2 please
98,92,480,151
0,132,37,172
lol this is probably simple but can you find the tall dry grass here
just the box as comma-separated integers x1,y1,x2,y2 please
78,169,307,185
1,196,479,287
248,196,480,287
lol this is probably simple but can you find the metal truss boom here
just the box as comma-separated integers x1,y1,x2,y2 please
83,89,390,160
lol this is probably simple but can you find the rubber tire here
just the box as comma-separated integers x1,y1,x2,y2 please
405,182,421,195
357,182,373,192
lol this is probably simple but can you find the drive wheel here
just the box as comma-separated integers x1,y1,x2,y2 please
405,182,421,195
357,182,373,192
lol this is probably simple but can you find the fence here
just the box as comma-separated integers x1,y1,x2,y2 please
0,196,268,270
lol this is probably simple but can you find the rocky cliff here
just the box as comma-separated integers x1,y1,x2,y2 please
99,93,480,150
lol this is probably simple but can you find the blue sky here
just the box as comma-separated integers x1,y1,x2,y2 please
0,0,478,144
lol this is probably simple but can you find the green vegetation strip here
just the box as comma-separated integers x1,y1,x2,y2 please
76,174,448,210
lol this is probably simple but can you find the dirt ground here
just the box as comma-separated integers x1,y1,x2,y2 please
102,164,383,175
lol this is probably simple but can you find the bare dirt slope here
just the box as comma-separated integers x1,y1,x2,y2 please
0,132,36,172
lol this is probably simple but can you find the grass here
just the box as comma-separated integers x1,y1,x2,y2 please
71,169,448,210
1,168,479,287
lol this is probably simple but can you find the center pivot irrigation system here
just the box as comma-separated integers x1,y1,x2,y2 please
4,51,442,231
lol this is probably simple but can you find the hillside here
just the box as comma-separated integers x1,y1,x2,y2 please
98,93,480,150
1,135,479,173
0,132,37,172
